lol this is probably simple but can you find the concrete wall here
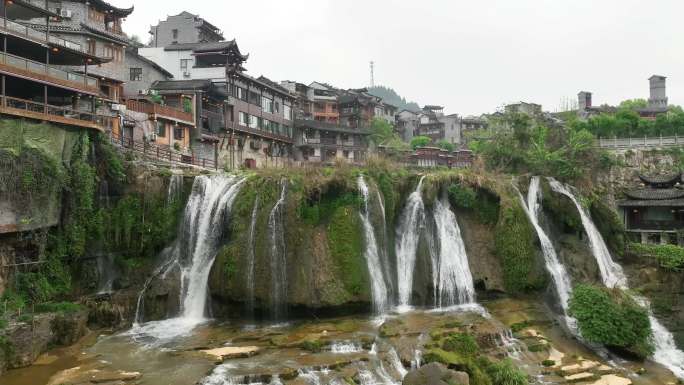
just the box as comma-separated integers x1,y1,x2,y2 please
149,13,201,47
138,47,224,81
123,52,171,97
441,115,462,144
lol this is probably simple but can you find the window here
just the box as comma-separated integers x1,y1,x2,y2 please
180,59,192,71
174,127,185,139
130,67,142,81
172,29,179,39
248,115,259,129
249,91,260,105
87,40,96,55
233,86,248,101
283,104,291,120
239,112,248,126
103,45,113,58
261,96,273,113
156,121,166,137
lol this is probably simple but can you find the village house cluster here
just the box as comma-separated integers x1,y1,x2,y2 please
0,2,481,170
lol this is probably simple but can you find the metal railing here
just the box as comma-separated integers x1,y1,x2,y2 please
126,100,194,124
0,51,98,88
0,16,85,54
107,130,216,169
1,95,110,128
627,220,684,231
597,136,684,149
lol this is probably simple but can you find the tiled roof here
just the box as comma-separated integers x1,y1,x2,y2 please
624,188,684,201
618,199,684,207
639,173,681,185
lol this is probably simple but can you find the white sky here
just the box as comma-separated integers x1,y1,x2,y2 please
112,0,684,116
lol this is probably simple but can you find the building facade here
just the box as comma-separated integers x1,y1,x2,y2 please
618,174,684,246
149,11,223,47
0,0,114,132
123,47,173,97
20,0,134,101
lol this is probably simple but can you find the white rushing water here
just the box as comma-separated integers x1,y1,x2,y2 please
330,341,363,354
246,195,260,316
432,197,476,307
549,178,684,378
518,177,576,330
358,176,390,314
167,173,184,204
375,189,395,300
129,175,245,341
269,180,288,320
395,176,426,308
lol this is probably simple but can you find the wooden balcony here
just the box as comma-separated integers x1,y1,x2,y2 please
126,100,194,125
0,51,99,95
0,16,88,56
0,95,110,131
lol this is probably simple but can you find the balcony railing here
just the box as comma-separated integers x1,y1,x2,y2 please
0,51,98,90
107,130,216,169
0,95,110,130
0,17,86,54
126,100,194,125
627,220,684,231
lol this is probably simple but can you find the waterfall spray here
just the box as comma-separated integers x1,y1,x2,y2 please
395,176,426,308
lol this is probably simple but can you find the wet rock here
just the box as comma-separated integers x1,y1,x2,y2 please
564,372,596,383
200,346,259,363
589,374,632,385
403,362,469,385
47,364,142,385
560,360,599,375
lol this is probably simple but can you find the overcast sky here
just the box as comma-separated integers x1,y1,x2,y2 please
112,0,683,116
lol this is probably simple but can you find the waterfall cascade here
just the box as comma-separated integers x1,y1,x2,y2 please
517,177,576,330
375,189,395,300
358,176,390,314
432,197,476,307
167,173,184,204
246,196,260,317
130,175,245,339
269,181,288,320
549,178,684,379
395,176,426,308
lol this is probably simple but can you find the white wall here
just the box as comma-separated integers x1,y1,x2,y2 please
139,47,224,81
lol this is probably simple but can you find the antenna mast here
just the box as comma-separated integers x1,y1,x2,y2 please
370,61,375,87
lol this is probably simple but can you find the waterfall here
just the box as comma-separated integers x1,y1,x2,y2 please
246,196,259,317
179,175,246,320
358,176,390,314
395,176,426,308
549,178,684,378
518,177,576,330
548,179,627,289
167,173,184,204
96,253,117,294
432,197,476,307
128,175,245,341
269,181,288,320
376,189,395,300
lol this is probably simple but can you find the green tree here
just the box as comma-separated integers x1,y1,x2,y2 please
410,136,432,150
619,99,648,111
436,139,455,152
370,117,395,145
569,284,653,358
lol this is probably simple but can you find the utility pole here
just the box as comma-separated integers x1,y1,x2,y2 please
370,61,375,87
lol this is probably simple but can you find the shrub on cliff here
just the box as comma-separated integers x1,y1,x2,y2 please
628,243,684,272
495,201,546,293
569,284,653,358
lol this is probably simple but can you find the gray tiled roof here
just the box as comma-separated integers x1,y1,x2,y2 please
624,188,684,201
639,173,681,185
618,199,684,207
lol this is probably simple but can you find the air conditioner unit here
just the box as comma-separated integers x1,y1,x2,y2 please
150,133,157,141
138,89,149,95
183,71,191,78
111,103,126,112
59,9,73,18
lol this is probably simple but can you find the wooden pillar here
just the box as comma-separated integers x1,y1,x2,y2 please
1,74,5,107
43,85,47,113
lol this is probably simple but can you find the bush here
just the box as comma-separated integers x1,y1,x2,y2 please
442,333,479,357
569,284,653,358
300,339,323,353
410,136,432,150
628,243,684,271
541,360,555,367
448,184,477,209
483,358,528,385
328,205,366,296
495,202,546,293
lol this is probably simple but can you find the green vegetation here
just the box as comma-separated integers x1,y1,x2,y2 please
366,85,420,112
436,139,455,152
328,205,367,296
410,136,432,150
569,284,653,358
442,332,479,357
470,112,614,182
424,330,528,385
541,360,555,367
628,243,684,271
370,117,407,150
571,104,684,138
495,201,546,293
448,184,477,209
299,339,324,353
590,199,626,255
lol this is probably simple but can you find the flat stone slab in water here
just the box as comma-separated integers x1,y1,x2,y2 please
589,374,632,385
564,372,595,382
561,360,599,374
200,346,260,362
